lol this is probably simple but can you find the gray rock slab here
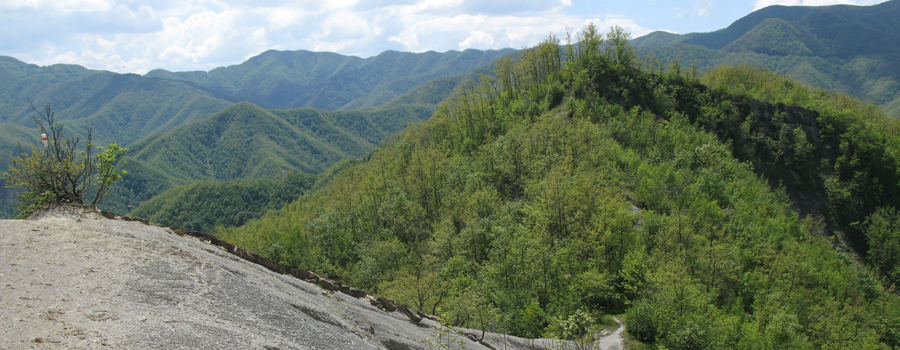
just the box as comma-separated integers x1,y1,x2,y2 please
0,207,562,350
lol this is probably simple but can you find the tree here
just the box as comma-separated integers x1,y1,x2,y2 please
866,206,900,285
2,101,128,217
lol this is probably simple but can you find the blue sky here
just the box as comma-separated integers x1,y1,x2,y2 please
0,0,888,74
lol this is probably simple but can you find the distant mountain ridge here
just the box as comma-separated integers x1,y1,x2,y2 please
100,98,440,214
1,48,513,146
0,57,231,145
145,48,514,111
0,48,511,217
634,0,900,116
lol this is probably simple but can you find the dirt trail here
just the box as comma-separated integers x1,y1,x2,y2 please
595,317,624,350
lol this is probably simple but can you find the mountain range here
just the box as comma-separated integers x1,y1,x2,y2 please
0,48,510,146
2,3,900,348
3,1,900,223
0,48,508,217
634,0,900,116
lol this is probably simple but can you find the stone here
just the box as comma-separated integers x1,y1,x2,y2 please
367,296,383,309
400,307,422,323
318,279,339,291
375,296,396,312
347,287,367,299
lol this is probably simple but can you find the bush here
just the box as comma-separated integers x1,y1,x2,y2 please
2,102,128,218
626,299,659,342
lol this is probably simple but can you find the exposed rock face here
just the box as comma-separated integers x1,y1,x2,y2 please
0,206,565,349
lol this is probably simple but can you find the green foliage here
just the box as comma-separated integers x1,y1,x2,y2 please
865,207,900,286
0,48,513,217
90,100,435,213
216,24,900,349
636,1,900,117
0,122,36,217
2,102,128,217
9,188,53,219
130,171,315,232
421,325,469,350
702,64,900,253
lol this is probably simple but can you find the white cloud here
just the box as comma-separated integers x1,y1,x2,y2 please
0,0,647,74
0,0,115,12
390,12,648,53
459,30,495,50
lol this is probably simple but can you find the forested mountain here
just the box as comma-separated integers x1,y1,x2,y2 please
0,57,233,145
145,48,514,111
1,48,513,147
0,123,36,218
0,48,509,218
129,172,316,232
217,27,900,349
99,65,487,228
634,0,900,116
99,97,438,214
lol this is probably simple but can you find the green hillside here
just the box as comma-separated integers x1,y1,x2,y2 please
1,48,514,148
125,100,429,180
1,48,503,218
217,28,900,349
0,123,38,218
96,98,436,214
145,48,514,111
0,57,233,145
107,67,478,223
635,0,900,117
130,172,316,232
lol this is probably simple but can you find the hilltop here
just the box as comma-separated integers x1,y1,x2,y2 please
218,27,900,348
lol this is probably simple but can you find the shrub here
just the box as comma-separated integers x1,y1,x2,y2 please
2,102,128,218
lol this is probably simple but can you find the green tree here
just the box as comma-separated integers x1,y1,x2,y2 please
866,207,900,285
2,102,128,217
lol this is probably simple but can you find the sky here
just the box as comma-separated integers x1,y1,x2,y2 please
0,0,889,74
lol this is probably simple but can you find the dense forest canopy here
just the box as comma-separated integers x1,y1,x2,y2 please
129,172,316,233
218,25,900,349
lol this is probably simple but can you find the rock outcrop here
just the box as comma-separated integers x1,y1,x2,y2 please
0,205,566,349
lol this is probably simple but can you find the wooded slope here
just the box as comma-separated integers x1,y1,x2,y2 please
218,27,900,349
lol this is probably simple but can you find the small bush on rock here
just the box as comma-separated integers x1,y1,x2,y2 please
2,101,128,218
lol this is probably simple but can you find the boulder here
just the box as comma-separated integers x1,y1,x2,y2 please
288,268,314,280
318,279,339,291
375,296,396,312
400,307,422,323
339,285,367,299
367,296,383,309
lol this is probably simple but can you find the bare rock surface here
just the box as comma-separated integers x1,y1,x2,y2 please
594,317,624,350
0,206,556,350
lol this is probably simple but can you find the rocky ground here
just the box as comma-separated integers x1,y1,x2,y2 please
0,206,623,349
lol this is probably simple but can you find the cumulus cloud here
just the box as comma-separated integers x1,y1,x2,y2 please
0,0,648,74
674,0,717,19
